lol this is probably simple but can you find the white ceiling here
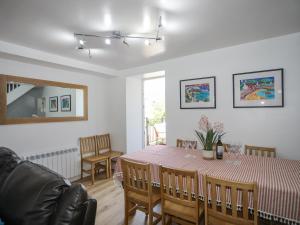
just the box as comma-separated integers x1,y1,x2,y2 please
0,0,300,70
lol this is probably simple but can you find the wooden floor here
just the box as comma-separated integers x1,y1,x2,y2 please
80,176,166,225
78,175,283,225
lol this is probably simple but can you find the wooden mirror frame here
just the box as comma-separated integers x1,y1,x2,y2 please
0,74,88,125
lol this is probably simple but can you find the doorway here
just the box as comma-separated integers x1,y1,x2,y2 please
143,72,166,146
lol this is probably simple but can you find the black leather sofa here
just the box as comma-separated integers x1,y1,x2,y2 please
0,147,97,225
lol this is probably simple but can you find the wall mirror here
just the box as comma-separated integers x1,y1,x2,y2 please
0,75,88,125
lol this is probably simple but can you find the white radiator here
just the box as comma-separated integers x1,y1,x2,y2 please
21,148,81,180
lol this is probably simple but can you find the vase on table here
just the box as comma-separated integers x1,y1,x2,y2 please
202,149,214,160
195,115,225,160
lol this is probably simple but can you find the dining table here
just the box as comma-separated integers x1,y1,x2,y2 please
114,145,300,225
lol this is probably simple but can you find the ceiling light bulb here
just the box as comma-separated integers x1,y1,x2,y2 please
79,40,84,45
144,40,150,46
161,36,165,41
105,38,111,45
104,14,112,28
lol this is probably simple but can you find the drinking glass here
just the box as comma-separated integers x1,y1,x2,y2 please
228,142,242,165
189,142,197,150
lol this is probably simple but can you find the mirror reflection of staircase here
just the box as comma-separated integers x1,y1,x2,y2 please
7,82,35,105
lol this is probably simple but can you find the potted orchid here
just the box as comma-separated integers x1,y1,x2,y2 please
195,115,225,159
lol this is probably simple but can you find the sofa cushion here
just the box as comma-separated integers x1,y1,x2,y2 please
0,161,70,225
50,184,88,225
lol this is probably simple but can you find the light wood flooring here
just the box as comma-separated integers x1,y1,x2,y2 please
79,175,282,225
80,176,165,225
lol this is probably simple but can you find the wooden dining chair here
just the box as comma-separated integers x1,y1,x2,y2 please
244,145,276,158
176,139,198,149
121,159,161,225
204,175,258,225
159,166,204,225
95,133,122,177
80,136,109,185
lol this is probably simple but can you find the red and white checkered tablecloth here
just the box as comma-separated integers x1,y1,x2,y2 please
115,145,300,224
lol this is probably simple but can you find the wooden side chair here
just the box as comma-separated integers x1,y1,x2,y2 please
244,145,276,158
80,136,109,185
204,175,258,225
95,133,122,177
176,139,198,150
121,159,161,225
159,166,204,225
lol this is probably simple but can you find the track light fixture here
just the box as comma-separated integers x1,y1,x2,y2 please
74,16,164,55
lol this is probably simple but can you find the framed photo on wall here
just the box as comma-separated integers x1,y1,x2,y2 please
180,76,216,109
49,96,58,112
60,95,71,112
233,68,284,108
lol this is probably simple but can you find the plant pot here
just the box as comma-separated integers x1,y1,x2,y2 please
202,149,214,160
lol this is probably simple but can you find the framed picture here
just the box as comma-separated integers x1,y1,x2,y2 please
49,96,58,112
60,95,71,112
233,68,284,108
180,76,216,109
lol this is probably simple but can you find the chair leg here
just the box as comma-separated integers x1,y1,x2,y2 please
91,163,95,185
166,216,172,225
162,213,165,225
124,195,129,225
81,161,83,179
109,158,112,177
106,159,109,179
148,203,153,225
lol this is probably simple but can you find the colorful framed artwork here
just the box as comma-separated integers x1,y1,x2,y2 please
233,68,284,108
180,76,216,109
60,95,71,112
49,96,58,112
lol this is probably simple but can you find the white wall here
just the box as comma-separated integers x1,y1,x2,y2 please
121,32,300,160
126,77,143,154
107,77,127,153
0,57,110,156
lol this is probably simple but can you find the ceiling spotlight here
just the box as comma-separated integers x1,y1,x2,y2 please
158,16,163,28
144,39,150,46
105,38,111,45
123,38,129,46
79,39,84,45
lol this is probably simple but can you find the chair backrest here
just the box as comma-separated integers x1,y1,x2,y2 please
121,159,152,197
244,145,276,158
159,166,199,211
176,139,197,149
79,136,97,158
95,134,112,154
204,175,258,225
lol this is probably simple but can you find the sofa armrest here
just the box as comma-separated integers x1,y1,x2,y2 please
82,198,97,225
